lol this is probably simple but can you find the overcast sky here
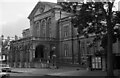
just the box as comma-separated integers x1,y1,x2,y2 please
0,0,56,38
0,0,119,38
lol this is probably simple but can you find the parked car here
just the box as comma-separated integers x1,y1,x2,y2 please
0,70,10,78
0,64,11,72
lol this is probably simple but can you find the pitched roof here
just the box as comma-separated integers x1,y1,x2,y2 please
28,1,58,19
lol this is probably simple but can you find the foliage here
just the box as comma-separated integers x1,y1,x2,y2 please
58,1,120,48
58,1,120,76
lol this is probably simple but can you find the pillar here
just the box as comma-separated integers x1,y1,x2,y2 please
15,50,17,68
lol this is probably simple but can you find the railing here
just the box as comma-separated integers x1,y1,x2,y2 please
31,36,57,41
9,58,85,68
11,36,57,43
29,58,50,68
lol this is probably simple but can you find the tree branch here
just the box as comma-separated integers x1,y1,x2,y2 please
101,3,107,18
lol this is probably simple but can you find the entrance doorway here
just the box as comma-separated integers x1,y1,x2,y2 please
35,45,44,59
92,56,102,70
114,56,120,69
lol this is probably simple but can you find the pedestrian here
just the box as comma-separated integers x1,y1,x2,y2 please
47,56,50,68
52,54,59,69
52,54,56,66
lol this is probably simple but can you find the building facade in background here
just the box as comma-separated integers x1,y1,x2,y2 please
8,1,72,68
22,28,30,38
0,36,11,64
8,1,120,70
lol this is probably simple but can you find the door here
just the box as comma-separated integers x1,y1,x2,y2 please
92,56,102,70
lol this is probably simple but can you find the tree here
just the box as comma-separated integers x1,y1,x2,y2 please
58,0,120,76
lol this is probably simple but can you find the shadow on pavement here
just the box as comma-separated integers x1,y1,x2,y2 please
9,75,120,78
44,75,120,78
2,71,23,73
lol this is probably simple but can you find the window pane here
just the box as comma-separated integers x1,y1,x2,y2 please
64,44,69,57
64,26,69,37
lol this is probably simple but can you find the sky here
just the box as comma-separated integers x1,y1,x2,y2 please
0,0,120,38
0,0,57,38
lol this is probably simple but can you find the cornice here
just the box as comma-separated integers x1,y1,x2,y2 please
28,2,57,20
33,9,55,21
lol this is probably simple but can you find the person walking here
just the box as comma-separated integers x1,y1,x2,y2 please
52,54,56,67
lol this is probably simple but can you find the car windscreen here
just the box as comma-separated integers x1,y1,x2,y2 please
0,64,7,67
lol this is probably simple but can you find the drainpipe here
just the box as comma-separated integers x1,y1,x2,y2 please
77,33,81,65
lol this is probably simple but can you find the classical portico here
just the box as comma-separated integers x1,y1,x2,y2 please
9,1,72,68
28,2,56,38
9,36,58,68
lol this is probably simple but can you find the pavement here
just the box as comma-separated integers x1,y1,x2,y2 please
47,70,107,76
10,67,120,77
11,66,84,74
11,68,37,73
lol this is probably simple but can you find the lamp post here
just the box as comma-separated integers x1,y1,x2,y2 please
51,46,57,68
77,33,81,65
86,41,91,70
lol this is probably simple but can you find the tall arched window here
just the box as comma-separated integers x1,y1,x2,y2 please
38,21,41,37
37,22,39,36
47,18,52,38
41,19,46,37
35,21,40,37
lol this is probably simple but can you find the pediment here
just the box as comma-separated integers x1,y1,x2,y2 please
34,5,45,16
34,4,52,16
44,5,52,12
28,2,56,19
34,9,41,16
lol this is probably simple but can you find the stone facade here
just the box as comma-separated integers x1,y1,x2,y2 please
22,28,30,38
58,16,120,69
8,1,120,69
8,2,72,68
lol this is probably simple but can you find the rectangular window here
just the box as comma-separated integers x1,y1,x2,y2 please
64,26,69,37
49,31,52,38
64,44,69,57
65,50,67,56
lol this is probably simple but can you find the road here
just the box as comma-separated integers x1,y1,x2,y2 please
2,67,119,78
6,71,52,78
6,67,81,78
7,72,108,78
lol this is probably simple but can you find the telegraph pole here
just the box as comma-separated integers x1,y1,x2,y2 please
77,33,81,64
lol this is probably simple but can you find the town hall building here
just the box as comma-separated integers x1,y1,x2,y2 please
8,1,120,70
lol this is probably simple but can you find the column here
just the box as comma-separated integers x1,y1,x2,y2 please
18,47,20,68
31,44,35,67
21,51,24,67
15,47,17,68
12,46,15,67
26,46,29,68
30,20,34,36
24,49,26,68
21,44,24,68
19,50,22,68
16,46,19,68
